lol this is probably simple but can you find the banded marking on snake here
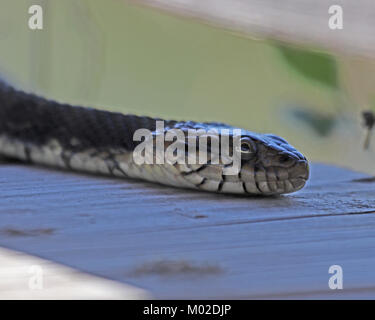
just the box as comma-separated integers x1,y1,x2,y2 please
0,80,309,195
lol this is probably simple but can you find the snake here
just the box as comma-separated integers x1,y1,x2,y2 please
0,79,309,195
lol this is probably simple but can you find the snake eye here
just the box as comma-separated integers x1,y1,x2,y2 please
241,142,252,153
238,137,256,160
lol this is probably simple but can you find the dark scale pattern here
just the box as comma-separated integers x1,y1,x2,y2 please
0,81,169,152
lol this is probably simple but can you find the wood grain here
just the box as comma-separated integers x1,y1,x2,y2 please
0,162,374,298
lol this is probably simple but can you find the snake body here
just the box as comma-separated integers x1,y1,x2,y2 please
0,80,309,195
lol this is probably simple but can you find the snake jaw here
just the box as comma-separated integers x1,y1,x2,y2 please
241,137,309,195
179,133,309,196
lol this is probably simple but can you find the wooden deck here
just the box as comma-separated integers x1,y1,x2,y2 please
0,161,375,299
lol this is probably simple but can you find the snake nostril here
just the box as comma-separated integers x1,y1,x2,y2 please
279,155,290,163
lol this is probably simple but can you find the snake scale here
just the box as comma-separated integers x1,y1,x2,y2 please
0,80,309,195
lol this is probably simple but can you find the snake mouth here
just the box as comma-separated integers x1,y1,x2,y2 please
242,176,307,195
271,160,309,194
243,158,309,195
179,159,309,195
238,158,309,195
282,177,307,194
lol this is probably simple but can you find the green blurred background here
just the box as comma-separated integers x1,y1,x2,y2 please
1,0,375,174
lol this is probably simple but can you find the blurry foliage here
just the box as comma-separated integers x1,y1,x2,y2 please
288,108,336,137
276,43,340,137
276,43,339,90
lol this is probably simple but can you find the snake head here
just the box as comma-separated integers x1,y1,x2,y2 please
175,129,309,195
134,123,309,196
237,132,309,195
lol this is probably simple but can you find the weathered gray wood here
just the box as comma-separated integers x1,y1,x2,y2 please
132,0,375,58
0,162,374,299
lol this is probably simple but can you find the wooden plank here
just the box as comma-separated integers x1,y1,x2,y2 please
131,0,375,58
0,162,374,298
0,247,149,299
